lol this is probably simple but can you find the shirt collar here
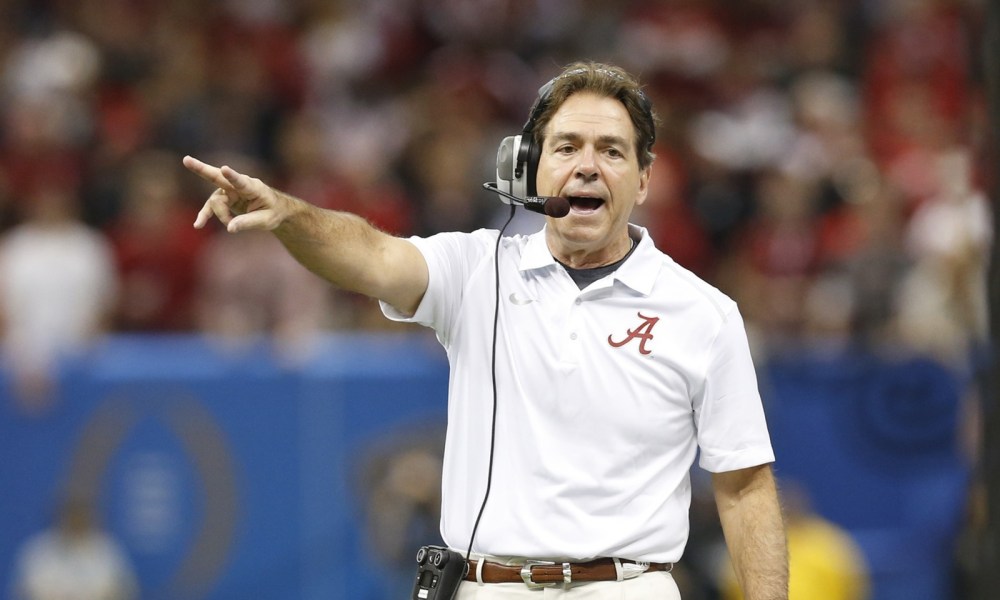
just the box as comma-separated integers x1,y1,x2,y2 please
518,224,661,296
519,227,558,271
614,224,660,296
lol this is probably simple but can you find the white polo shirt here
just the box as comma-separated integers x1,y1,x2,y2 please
381,224,774,563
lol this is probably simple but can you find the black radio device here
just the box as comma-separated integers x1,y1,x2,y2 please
410,545,468,600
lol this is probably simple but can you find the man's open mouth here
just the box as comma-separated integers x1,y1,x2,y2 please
567,196,605,212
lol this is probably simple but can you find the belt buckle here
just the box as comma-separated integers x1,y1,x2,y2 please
520,560,556,589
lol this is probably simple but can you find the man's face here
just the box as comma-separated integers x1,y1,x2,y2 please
535,92,650,265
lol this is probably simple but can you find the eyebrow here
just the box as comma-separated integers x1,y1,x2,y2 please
548,131,632,150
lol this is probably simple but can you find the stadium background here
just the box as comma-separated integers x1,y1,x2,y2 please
0,1,988,599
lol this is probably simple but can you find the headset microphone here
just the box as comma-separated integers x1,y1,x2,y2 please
482,182,570,218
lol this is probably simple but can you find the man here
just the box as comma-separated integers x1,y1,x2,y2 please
186,62,788,599
11,497,138,600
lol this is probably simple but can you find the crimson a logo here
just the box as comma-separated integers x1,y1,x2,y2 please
607,312,660,355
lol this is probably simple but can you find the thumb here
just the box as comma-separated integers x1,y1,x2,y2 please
227,210,279,233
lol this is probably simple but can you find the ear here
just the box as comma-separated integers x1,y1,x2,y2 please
634,166,651,207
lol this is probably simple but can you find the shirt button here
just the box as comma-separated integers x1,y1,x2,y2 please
570,332,578,340
575,298,582,305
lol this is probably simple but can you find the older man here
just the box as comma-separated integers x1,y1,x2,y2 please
186,61,787,600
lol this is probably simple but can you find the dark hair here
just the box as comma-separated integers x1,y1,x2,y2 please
530,62,659,170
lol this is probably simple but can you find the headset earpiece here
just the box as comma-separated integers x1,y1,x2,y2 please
517,78,555,198
520,135,542,197
494,78,554,201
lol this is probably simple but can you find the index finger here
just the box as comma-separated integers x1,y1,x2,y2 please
219,165,268,200
183,155,234,190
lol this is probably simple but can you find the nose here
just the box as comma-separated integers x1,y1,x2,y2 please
573,147,598,182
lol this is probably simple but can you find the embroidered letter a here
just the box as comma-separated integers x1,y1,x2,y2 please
608,312,660,355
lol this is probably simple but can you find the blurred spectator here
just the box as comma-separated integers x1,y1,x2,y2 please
274,107,415,237
727,170,822,343
0,181,117,409
194,227,340,360
688,81,797,174
637,144,713,277
617,0,731,109
896,147,991,361
10,496,138,600
719,482,870,600
398,71,501,235
863,0,971,172
106,151,208,331
0,0,980,357
817,166,912,346
0,26,99,206
783,1,856,74
357,428,446,600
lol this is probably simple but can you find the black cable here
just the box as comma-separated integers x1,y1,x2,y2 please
463,202,518,571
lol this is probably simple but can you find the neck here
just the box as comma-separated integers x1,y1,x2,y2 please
549,232,634,269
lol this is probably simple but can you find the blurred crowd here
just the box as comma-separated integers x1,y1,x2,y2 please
0,0,989,389
0,1,990,598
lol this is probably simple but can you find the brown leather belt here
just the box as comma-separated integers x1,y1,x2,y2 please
464,558,673,586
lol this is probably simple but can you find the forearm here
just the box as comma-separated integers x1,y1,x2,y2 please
184,156,427,314
273,195,381,289
714,465,788,600
271,191,427,314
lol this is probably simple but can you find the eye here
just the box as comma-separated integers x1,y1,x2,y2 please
555,144,576,155
606,147,625,159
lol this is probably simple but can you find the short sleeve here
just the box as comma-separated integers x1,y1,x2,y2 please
379,229,497,344
694,306,775,472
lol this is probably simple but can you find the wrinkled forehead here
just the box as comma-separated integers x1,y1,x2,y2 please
544,93,638,145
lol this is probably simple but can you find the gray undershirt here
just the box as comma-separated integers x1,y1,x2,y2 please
556,238,638,290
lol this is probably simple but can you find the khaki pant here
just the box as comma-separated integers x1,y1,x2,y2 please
455,571,681,599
